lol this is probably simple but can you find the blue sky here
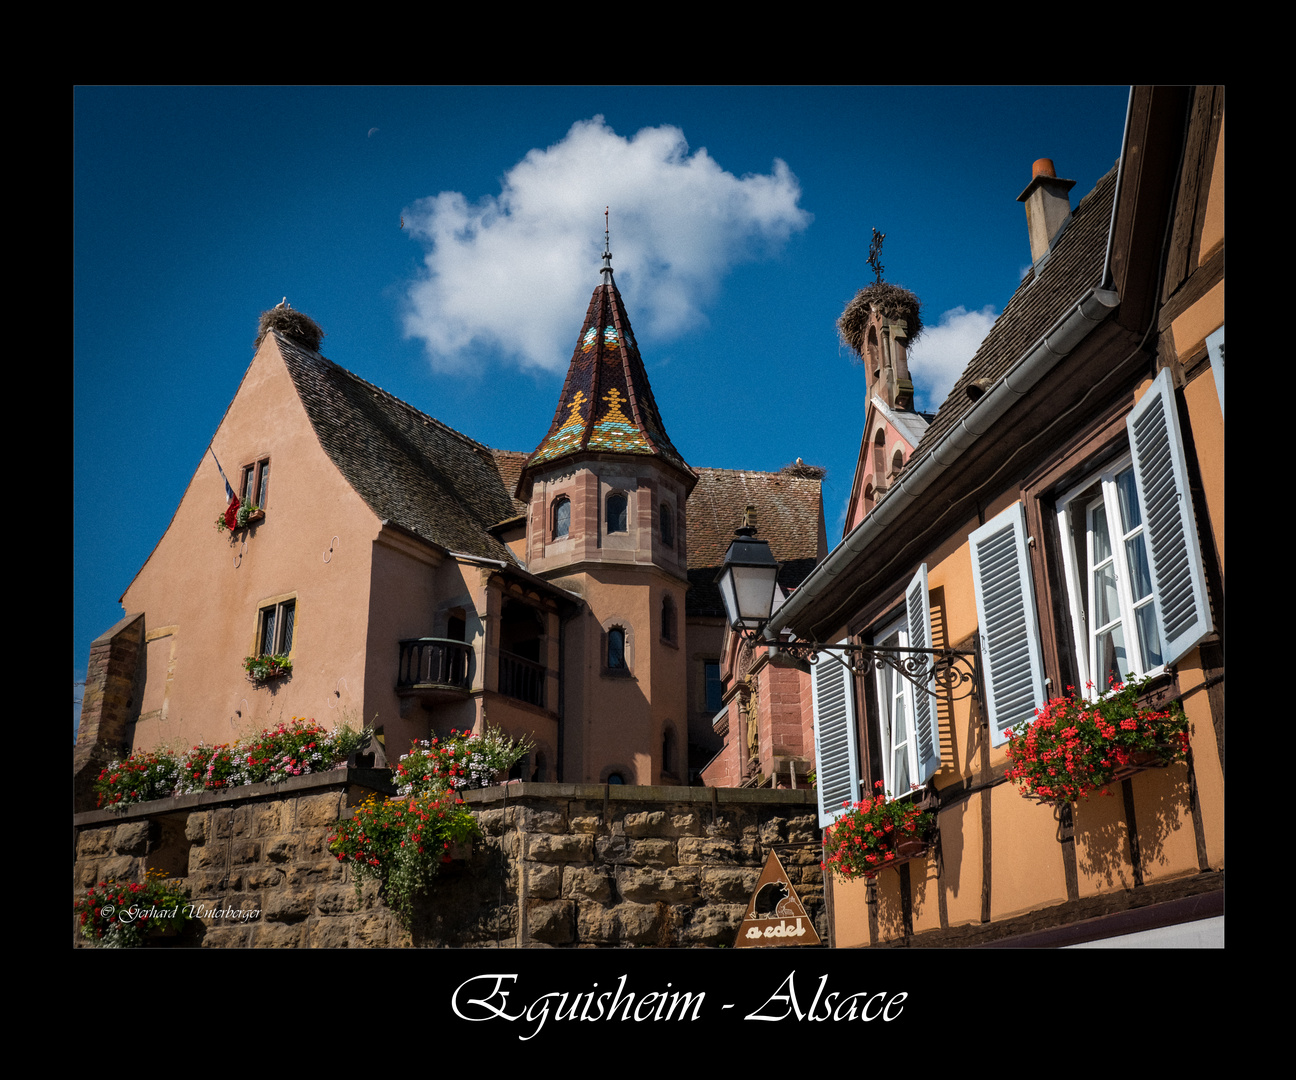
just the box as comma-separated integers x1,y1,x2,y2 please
73,85,1132,721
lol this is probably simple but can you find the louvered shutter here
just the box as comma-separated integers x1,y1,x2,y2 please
812,644,860,827
1127,367,1213,664
1206,325,1224,418
969,503,1047,746
905,564,940,784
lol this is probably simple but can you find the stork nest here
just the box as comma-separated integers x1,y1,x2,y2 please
838,283,923,359
255,306,325,352
779,460,827,480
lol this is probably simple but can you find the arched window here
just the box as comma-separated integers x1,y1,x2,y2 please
607,627,626,670
552,496,570,540
662,727,677,778
660,503,674,548
874,430,886,478
607,492,628,534
661,594,676,643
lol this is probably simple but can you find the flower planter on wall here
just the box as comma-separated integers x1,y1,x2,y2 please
863,839,930,879
1004,676,1189,807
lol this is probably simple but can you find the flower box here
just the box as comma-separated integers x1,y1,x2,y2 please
215,505,265,533
860,838,930,879
1004,675,1188,807
243,653,292,684
822,781,936,882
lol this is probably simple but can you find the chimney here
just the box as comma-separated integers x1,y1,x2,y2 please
1017,158,1077,267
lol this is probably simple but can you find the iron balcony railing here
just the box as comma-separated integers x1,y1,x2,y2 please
397,638,472,691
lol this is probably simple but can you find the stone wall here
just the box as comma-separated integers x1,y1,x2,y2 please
72,774,824,948
74,613,144,813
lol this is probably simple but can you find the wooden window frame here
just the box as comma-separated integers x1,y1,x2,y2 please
240,457,270,520
257,595,296,658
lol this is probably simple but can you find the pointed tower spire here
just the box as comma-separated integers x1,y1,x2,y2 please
518,218,694,496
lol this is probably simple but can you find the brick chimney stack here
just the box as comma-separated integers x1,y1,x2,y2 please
1017,158,1077,267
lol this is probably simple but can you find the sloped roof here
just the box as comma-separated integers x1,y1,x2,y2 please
902,165,1118,470
871,397,932,450
686,467,827,618
521,260,693,487
489,449,531,522
277,333,522,562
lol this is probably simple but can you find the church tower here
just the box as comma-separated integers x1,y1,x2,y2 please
516,232,696,785
837,241,931,533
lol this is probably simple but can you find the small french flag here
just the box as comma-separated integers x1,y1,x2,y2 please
211,448,240,528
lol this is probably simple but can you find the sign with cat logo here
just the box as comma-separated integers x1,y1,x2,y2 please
734,850,821,947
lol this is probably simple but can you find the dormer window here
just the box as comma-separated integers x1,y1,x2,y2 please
607,492,628,534
552,496,571,540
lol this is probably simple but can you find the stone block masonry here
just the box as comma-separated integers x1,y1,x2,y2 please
73,774,824,948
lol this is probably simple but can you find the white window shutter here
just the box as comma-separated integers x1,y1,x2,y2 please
1127,367,1213,664
1206,325,1224,418
905,564,940,784
969,503,1047,746
812,644,860,827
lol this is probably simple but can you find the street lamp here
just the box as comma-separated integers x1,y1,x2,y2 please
716,509,982,702
715,508,781,634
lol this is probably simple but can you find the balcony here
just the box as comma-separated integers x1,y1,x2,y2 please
498,650,545,709
397,638,472,704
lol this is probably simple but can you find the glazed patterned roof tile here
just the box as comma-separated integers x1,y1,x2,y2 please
523,270,693,486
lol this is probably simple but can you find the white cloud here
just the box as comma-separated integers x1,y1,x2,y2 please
909,305,999,413
403,116,811,371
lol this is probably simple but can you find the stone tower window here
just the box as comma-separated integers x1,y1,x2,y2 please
607,492,628,534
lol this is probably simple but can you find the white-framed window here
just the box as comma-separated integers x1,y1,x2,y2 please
970,368,1213,744
873,565,942,796
812,567,942,825
1056,458,1162,691
258,597,296,657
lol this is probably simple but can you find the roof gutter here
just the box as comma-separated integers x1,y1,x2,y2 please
765,284,1119,641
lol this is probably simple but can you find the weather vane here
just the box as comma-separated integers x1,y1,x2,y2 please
868,227,886,284
604,206,611,258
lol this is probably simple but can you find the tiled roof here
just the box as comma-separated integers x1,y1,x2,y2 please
522,266,693,486
901,165,1118,471
489,449,531,520
277,334,521,563
686,467,827,617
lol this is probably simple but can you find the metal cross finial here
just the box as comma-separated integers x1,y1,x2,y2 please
600,206,614,278
868,228,886,284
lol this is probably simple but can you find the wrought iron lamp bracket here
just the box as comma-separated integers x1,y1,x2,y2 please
768,636,982,703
